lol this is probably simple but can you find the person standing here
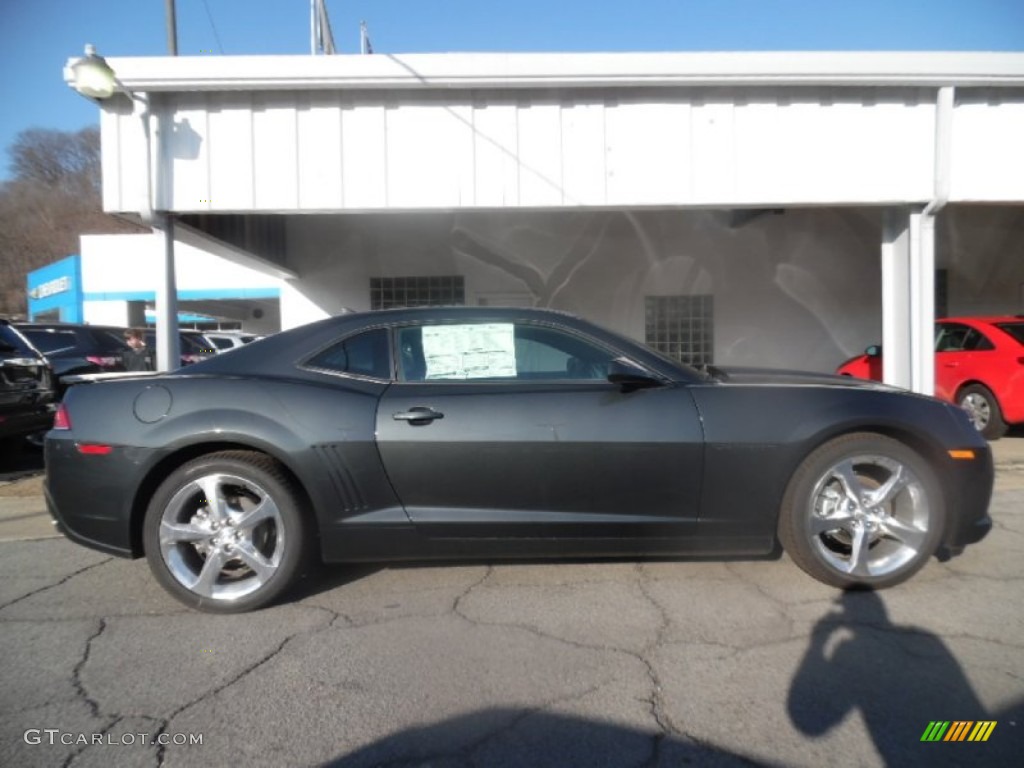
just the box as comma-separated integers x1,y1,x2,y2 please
122,328,154,371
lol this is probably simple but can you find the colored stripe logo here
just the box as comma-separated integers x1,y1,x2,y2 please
921,721,996,742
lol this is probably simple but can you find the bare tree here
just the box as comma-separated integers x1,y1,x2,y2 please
0,126,139,317
9,127,101,194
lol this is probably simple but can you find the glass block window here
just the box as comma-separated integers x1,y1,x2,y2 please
370,276,465,310
645,295,714,365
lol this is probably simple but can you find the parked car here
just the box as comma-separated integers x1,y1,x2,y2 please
204,331,261,352
15,322,131,394
837,316,1024,439
46,307,992,612
0,319,56,446
143,329,217,366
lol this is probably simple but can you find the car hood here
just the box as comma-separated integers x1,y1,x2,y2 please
707,365,904,392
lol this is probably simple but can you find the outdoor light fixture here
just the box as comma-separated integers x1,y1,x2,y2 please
66,44,118,100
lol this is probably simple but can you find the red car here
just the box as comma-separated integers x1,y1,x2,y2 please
837,316,1024,439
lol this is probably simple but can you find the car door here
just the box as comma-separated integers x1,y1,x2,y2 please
934,322,994,401
375,319,704,538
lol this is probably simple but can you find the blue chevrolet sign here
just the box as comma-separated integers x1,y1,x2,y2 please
27,255,83,322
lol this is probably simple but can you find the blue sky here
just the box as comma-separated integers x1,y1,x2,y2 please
1,0,1022,179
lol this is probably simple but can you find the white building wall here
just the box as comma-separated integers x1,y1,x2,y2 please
80,233,284,294
100,84,1024,216
950,95,1024,201
280,209,886,372
82,300,130,327
280,206,1024,372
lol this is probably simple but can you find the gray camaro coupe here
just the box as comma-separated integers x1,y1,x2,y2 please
45,307,993,612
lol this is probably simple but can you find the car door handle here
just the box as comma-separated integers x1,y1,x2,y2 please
944,362,960,368
393,407,444,423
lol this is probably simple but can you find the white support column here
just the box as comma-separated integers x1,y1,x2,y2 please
881,208,912,390
910,212,936,396
881,207,935,396
155,216,181,371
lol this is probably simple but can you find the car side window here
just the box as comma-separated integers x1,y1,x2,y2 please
396,322,614,382
963,328,995,351
307,328,391,380
935,324,995,353
934,324,970,352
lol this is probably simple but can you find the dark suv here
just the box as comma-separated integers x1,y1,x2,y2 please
0,320,56,444
15,323,131,394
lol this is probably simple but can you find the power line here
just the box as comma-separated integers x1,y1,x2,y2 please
200,0,225,54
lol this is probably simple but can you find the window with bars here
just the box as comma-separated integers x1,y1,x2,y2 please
370,276,465,310
644,295,714,365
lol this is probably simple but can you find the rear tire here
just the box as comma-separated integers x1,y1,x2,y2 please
957,384,1008,440
778,433,944,590
142,451,309,613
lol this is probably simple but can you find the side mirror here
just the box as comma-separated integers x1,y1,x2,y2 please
607,359,663,391
865,345,881,357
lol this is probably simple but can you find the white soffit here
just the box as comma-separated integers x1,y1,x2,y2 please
93,51,1024,92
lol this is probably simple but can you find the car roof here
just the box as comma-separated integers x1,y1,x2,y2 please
16,322,126,332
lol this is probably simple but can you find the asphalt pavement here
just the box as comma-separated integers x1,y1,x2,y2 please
1,439,1022,767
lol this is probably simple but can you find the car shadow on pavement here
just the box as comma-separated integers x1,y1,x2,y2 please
0,441,44,483
288,562,385,602
788,590,1022,765
324,708,758,767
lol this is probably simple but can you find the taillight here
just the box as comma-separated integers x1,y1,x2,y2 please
77,444,112,455
53,403,71,430
86,355,120,368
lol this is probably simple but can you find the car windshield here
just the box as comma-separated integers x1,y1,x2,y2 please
1,324,37,356
995,322,1024,345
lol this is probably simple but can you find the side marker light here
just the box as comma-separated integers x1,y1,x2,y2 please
948,449,976,460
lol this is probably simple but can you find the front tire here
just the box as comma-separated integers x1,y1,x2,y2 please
957,384,1007,440
143,451,309,612
778,433,944,590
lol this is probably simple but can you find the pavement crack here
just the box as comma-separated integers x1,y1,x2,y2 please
72,618,107,719
61,620,121,767
0,557,113,614
451,565,493,620
634,565,676,742
154,606,335,758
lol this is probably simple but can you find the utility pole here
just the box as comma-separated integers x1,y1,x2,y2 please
166,0,178,55
158,0,180,370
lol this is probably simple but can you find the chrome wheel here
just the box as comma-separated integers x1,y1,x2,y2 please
778,433,944,589
957,384,1007,439
158,472,285,602
960,393,990,432
807,454,931,580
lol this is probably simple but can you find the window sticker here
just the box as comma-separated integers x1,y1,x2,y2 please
422,323,516,379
